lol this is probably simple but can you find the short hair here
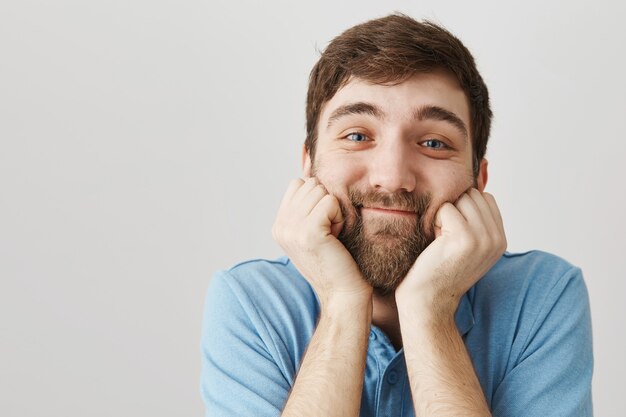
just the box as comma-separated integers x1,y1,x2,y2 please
305,14,492,176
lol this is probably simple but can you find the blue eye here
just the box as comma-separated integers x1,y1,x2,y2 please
346,132,369,142
422,139,448,149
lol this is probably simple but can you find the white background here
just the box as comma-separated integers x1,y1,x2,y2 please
1,0,625,415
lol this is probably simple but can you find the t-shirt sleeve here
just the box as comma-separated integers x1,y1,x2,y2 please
200,270,292,417
490,267,593,416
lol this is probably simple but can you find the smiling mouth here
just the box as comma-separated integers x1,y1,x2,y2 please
361,206,417,216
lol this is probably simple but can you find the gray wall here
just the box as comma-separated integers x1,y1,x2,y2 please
1,0,624,415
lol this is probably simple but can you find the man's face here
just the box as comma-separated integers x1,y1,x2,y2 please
304,70,487,295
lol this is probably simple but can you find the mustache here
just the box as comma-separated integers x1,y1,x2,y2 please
344,188,432,216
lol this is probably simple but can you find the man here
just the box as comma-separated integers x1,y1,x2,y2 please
201,14,593,417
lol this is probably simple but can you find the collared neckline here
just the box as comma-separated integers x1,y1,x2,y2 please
369,291,475,352
286,257,475,336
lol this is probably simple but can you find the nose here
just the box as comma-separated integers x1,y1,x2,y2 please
368,138,416,193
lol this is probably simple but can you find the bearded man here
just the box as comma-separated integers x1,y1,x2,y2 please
201,14,593,417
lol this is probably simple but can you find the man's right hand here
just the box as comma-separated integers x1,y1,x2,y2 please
272,177,372,308
274,178,372,417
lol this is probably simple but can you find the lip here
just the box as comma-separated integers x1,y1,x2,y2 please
361,207,416,216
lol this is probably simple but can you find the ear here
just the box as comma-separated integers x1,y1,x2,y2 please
302,145,312,178
476,158,489,192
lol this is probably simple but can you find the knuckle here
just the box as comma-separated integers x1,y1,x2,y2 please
500,235,508,252
456,194,469,205
315,182,328,193
488,232,506,253
319,193,335,207
458,231,476,250
476,235,489,252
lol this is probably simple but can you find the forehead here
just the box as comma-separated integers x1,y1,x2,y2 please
319,71,470,129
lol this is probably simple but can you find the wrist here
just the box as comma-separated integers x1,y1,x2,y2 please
398,305,458,346
320,290,373,321
396,290,459,325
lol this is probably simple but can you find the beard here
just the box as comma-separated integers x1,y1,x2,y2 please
337,188,434,296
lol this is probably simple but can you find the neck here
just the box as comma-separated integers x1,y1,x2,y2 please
372,292,403,351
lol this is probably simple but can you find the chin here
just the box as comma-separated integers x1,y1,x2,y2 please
345,231,430,297
337,189,435,295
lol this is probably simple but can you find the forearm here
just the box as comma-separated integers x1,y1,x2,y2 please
281,296,372,417
400,307,490,417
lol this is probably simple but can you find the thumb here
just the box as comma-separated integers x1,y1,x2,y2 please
434,202,465,234
434,202,453,228
330,220,344,238
329,200,345,238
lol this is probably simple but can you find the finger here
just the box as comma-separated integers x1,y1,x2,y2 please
470,190,506,253
279,178,305,209
467,188,499,232
454,192,488,236
330,220,344,238
291,176,321,205
300,182,330,216
309,194,344,237
482,192,505,235
434,202,467,234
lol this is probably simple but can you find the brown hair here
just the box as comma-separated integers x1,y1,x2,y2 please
305,14,492,176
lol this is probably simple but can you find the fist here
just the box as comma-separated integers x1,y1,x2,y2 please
396,188,507,313
272,177,371,306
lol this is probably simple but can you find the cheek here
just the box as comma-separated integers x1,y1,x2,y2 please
313,154,366,196
421,163,474,224
313,155,366,229
424,161,473,196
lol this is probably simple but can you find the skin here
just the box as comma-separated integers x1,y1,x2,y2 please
273,69,506,417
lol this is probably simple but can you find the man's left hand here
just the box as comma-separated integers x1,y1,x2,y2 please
395,188,507,316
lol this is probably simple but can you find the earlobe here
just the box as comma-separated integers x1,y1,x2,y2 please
477,159,489,192
302,145,312,178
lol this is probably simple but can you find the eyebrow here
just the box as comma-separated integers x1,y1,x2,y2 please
414,105,468,140
326,102,385,129
326,101,469,141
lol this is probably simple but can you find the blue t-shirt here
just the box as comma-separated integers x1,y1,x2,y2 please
201,251,593,416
